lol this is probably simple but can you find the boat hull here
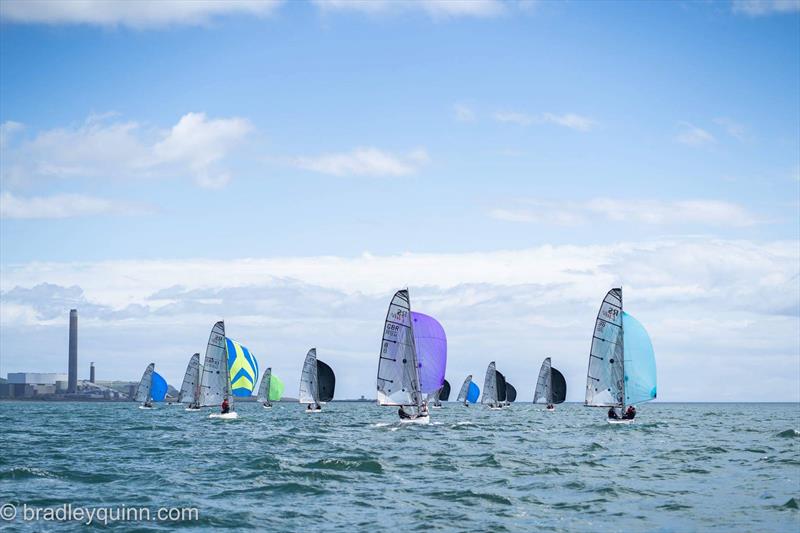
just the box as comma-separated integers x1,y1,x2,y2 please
399,414,430,425
262,405,272,410
138,405,154,410
184,407,201,412
209,412,239,420
304,409,323,414
607,418,635,425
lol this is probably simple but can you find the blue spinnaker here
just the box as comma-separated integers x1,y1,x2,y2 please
151,372,168,402
622,311,657,405
466,381,480,403
411,312,447,394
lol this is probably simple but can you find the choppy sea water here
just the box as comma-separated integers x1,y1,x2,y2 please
1,401,798,531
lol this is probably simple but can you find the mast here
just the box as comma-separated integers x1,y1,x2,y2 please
377,289,422,407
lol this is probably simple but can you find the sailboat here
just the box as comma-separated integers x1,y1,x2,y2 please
178,353,203,411
584,288,657,424
376,289,430,424
299,348,336,412
257,367,274,408
456,375,480,406
533,357,567,411
199,321,238,420
430,379,451,408
482,362,507,410
134,363,167,409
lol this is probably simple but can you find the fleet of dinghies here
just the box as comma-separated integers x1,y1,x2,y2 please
133,287,656,425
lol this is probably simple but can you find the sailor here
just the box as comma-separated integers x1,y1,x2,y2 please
144,400,153,408
622,405,636,420
607,406,619,419
221,397,230,414
547,403,554,410
398,407,411,419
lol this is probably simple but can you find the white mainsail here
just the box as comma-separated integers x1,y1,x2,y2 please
199,321,232,409
299,348,319,405
585,288,625,407
377,289,423,408
134,363,155,403
257,367,272,403
178,353,201,404
456,375,472,403
533,357,552,404
481,362,497,405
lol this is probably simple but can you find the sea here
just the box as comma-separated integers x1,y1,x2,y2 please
1,401,798,531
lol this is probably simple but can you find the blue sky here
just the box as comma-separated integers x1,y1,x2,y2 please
1,0,798,401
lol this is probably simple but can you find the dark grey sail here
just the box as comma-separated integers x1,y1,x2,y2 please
317,360,336,403
506,383,517,403
551,368,567,404
439,379,451,401
495,370,507,403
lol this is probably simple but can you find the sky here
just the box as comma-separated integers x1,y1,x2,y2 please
0,0,798,402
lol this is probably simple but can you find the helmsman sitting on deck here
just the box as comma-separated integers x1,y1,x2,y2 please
607,407,619,419
221,397,230,414
621,405,636,420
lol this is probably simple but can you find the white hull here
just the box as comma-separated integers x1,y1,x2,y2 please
399,414,430,425
209,412,239,420
305,409,323,414
489,406,503,411
607,418,634,425
262,405,272,409
184,407,201,412
431,405,442,409
546,407,555,412
138,405,154,410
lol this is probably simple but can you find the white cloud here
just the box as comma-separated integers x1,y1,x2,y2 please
492,110,596,130
732,0,800,16
489,198,761,227
675,122,716,146
714,117,749,141
313,0,507,18
453,103,476,122
1,238,797,400
542,112,596,132
292,147,429,177
2,112,252,189
0,0,283,28
492,111,535,126
0,191,152,219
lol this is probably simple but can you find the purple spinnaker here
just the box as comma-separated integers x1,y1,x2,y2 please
411,311,447,394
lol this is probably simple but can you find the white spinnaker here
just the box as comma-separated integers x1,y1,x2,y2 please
482,362,497,404
377,290,422,407
257,368,271,403
178,353,200,404
585,288,624,407
456,375,472,402
134,363,155,403
199,321,231,408
533,357,551,404
299,348,319,404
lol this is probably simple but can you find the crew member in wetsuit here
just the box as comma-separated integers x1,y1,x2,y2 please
622,405,636,420
607,407,619,419
547,403,554,410
221,397,230,414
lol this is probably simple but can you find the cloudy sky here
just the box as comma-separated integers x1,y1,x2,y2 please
1,0,798,401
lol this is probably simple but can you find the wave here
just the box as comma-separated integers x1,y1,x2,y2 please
775,429,800,438
303,457,383,474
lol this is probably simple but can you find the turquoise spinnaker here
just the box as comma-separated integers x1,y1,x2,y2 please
466,381,480,403
226,338,259,397
151,372,168,402
622,311,657,405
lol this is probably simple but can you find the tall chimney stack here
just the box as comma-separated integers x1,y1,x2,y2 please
90,362,95,384
68,309,78,393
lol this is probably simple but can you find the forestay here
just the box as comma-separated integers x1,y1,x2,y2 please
178,353,201,404
377,290,423,407
134,363,155,403
585,288,625,407
199,321,231,408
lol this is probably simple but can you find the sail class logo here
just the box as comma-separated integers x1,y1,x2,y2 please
226,338,259,397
